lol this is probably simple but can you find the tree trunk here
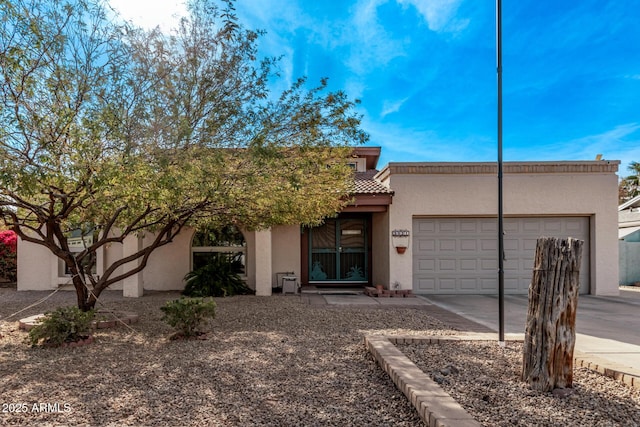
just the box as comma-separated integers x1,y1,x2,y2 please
522,237,583,392
72,273,93,312
65,257,95,312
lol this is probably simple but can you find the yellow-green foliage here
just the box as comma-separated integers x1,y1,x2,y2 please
0,0,367,310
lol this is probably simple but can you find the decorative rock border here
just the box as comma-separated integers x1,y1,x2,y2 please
365,334,640,427
19,310,139,332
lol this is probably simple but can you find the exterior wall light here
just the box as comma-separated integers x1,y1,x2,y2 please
391,229,410,254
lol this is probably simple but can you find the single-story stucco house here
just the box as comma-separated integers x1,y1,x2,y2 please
17,147,621,296
619,194,640,285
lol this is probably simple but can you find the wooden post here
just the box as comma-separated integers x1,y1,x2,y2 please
522,237,583,391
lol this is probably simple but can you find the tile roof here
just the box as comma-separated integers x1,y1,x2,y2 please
353,170,394,195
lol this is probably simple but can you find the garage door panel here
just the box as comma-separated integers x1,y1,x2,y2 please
504,221,520,232
481,259,497,271
521,258,534,271
481,239,497,251
439,259,456,271
566,220,583,233
505,278,520,291
413,217,589,294
438,222,457,233
519,278,532,291
523,238,538,251
481,278,497,290
460,221,479,233
417,239,436,252
460,259,477,270
460,278,478,290
417,220,436,233
439,278,456,290
439,240,456,251
504,238,519,250
416,277,436,291
480,221,497,232
526,220,544,231
460,239,477,251
417,259,435,271
544,220,562,233
504,258,519,271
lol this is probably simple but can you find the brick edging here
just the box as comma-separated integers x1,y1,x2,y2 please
574,351,640,388
365,335,640,426
364,335,481,427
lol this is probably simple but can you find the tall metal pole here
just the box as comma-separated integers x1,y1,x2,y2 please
496,0,505,344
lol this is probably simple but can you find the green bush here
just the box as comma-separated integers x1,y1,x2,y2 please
160,297,216,338
183,254,254,297
28,306,95,347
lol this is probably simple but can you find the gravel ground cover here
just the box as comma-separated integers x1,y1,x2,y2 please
0,289,454,426
401,340,640,427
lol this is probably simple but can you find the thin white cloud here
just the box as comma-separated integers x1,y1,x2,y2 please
381,97,410,118
232,1,312,91
397,0,469,33
561,123,640,173
345,80,366,102
562,123,640,154
346,0,407,74
504,123,640,174
362,117,495,165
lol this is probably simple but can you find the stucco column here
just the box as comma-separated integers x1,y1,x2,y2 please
122,235,144,298
254,229,272,296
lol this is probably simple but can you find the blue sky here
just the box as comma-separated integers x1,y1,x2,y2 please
111,0,640,176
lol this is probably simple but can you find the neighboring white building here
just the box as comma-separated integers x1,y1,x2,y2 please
619,195,640,286
17,148,621,296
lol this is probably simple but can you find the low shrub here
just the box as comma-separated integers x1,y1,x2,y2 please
28,306,95,347
183,254,254,297
160,297,216,339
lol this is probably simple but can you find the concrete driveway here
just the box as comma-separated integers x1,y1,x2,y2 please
422,289,640,374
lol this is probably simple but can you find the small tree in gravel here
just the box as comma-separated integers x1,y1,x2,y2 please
161,297,217,339
0,0,366,311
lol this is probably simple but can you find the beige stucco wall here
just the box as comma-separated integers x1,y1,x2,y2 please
377,161,620,296
18,226,278,297
141,230,193,291
371,211,390,287
271,225,301,287
17,239,54,291
103,231,124,291
17,233,109,291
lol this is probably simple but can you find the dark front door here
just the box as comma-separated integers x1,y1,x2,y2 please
309,218,368,283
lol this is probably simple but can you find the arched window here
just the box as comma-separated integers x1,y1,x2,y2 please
191,225,246,275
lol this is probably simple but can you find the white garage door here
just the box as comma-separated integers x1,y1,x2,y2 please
413,217,590,294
